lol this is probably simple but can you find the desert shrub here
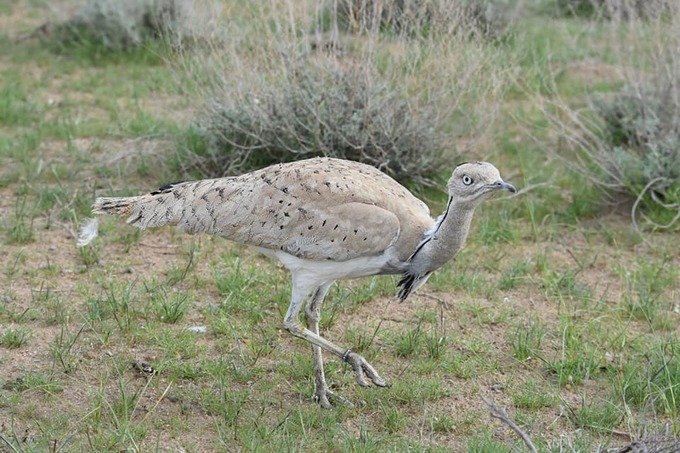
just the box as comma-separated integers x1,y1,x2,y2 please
48,0,220,53
177,2,511,185
191,62,444,184
566,75,680,229
330,0,515,39
543,85,680,228
537,14,680,229
589,81,680,224
556,0,673,20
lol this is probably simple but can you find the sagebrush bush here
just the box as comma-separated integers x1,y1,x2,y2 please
332,0,515,39
556,0,673,20
589,81,680,216
192,62,445,184
177,0,511,186
538,14,680,229
49,0,219,52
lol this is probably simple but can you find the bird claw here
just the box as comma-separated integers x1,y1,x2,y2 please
345,352,388,388
314,387,354,409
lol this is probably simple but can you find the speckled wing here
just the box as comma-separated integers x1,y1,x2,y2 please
103,158,433,262
166,175,402,261
226,198,402,261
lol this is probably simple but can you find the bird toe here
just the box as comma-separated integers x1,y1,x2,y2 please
315,387,354,408
345,352,387,389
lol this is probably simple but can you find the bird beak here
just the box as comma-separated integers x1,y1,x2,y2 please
492,180,516,193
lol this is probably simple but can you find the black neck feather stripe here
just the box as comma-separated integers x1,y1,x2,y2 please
408,196,453,262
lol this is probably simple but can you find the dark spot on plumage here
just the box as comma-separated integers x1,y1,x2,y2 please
261,221,266,227
334,224,339,230
284,212,290,217
342,236,347,241
200,193,209,202
298,207,307,214
278,200,284,204
130,212,143,225
330,239,334,242
322,220,326,227
363,237,367,241
287,202,292,206
151,181,185,196
280,225,284,230
353,229,358,234
308,225,313,230
324,182,331,187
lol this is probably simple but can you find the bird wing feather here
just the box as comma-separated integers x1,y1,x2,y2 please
168,179,401,261
95,158,431,262
152,160,412,261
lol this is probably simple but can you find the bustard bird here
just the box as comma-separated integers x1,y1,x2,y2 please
78,157,515,407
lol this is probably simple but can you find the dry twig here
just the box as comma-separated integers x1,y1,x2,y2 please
481,395,538,453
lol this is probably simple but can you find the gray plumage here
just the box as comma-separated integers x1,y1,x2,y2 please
80,156,515,407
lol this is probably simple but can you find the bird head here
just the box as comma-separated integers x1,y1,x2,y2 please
446,162,516,206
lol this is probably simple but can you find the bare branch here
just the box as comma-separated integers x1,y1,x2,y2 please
480,395,537,453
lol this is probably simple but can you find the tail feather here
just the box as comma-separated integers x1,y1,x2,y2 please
77,188,189,247
93,193,184,229
92,196,142,217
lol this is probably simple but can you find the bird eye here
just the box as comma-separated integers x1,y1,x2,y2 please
462,175,473,185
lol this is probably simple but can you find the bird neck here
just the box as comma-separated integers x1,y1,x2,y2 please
409,197,476,273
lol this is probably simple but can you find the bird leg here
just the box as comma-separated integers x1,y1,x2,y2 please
304,283,353,408
284,276,388,403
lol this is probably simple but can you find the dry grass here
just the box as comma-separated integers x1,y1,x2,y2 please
175,0,513,184
532,6,680,230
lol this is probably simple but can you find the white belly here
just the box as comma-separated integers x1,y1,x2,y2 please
253,246,402,281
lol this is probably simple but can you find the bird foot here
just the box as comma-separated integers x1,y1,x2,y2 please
314,386,354,409
344,351,389,388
